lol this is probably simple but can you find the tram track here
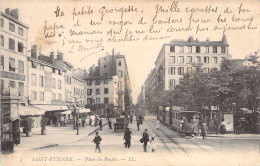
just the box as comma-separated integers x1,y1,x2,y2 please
146,118,211,157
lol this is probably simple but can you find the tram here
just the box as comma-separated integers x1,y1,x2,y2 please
159,106,200,135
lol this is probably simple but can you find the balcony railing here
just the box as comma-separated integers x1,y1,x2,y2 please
192,62,203,67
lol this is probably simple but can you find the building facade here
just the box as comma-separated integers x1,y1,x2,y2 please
137,35,231,112
0,9,28,97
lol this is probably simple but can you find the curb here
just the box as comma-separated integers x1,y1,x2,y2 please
32,121,108,150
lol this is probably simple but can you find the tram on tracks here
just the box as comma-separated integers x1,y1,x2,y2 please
159,106,200,135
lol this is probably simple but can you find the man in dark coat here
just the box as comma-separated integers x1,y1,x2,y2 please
137,119,140,131
142,129,149,152
92,132,102,153
124,128,132,148
108,119,112,129
99,119,102,131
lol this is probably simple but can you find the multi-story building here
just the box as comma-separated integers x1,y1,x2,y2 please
0,9,28,97
72,68,85,106
84,49,132,117
137,35,231,112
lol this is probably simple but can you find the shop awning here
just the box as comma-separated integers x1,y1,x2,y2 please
33,104,70,111
78,108,91,113
19,105,45,116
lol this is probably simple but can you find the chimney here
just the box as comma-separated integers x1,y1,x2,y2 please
50,52,54,64
57,52,64,61
31,45,38,59
222,34,227,44
188,36,193,42
5,8,10,15
10,9,19,20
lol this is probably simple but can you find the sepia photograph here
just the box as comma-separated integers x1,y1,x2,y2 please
0,0,260,165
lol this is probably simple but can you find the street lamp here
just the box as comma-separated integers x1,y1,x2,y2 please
74,104,79,135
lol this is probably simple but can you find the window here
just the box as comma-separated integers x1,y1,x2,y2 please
221,47,226,54
118,81,122,90
58,94,62,100
95,80,100,85
0,18,3,27
104,98,109,104
213,57,218,64
187,56,192,63
58,80,61,89
39,76,44,87
104,80,108,84
170,46,175,53
178,56,184,64
32,91,37,101
87,89,92,95
87,80,92,85
104,88,109,94
205,47,209,53
9,81,15,88
18,42,23,53
196,56,201,63
18,27,24,36
40,92,44,101
96,98,100,104
9,58,16,72
169,79,175,88
52,68,56,74
96,89,100,95
58,69,62,75
168,67,175,75
52,93,56,101
179,46,184,53
196,46,200,53
9,38,15,51
169,56,175,63
1,79,4,96
118,70,123,78
213,47,217,53
9,23,15,32
18,60,24,74
18,82,24,96
1,35,4,47
204,57,209,64
31,74,36,86
187,67,192,73
0,55,4,70
204,68,210,73
178,67,184,75
87,98,92,105
118,61,121,66
52,78,56,88
188,46,192,53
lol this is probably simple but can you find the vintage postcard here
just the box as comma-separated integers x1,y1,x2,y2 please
1,0,260,165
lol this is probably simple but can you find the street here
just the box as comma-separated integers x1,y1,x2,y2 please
2,115,260,166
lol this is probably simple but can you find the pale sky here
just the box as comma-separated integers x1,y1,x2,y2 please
1,0,260,103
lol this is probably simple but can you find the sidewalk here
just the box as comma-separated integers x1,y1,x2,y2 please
14,118,108,153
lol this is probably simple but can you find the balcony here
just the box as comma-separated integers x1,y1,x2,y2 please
0,71,25,81
192,62,203,67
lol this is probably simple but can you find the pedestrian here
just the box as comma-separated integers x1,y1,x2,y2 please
137,119,140,131
155,119,160,130
130,116,133,124
94,116,98,127
108,119,112,129
201,121,208,140
92,132,102,153
99,119,102,131
150,137,156,152
82,118,85,128
12,119,20,145
124,128,132,148
89,118,92,126
142,129,149,152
